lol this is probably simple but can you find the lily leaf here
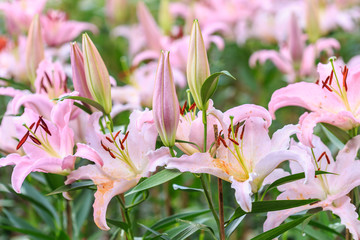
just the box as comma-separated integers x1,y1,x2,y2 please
251,215,313,240
47,181,95,196
200,71,235,106
172,184,204,193
125,169,181,196
55,95,105,113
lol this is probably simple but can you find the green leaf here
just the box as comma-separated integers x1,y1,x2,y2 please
227,199,319,224
171,219,217,240
125,169,182,196
321,123,350,145
47,181,95,196
0,77,30,90
320,124,345,149
73,190,93,238
55,230,70,240
106,218,129,231
126,190,149,209
225,215,245,238
0,225,53,240
172,184,204,193
138,223,170,240
251,215,313,240
261,171,334,200
148,209,211,231
200,71,235,106
55,95,105,113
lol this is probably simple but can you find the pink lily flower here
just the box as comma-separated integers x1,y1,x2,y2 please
65,110,170,230
41,10,98,47
269,59,360,147
0,98,82,193
168,106,314,211
264,135,360,239
0,0,47,35
249,14,340,83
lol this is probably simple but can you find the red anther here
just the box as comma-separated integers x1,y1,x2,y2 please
29,122,35,130
321,76,330,89
40,78,48,93
119,139,125,150
321,81,333,92
229,138,239,146
0,36,7,52
179,106,184,115
40,124,52,136
234,123,240,138
219,137,228,148
227,125,232,139
44,72,53,87
329,70,333,85
114,130,121,140
106,136,114,143
181,101,187,114
317,151,330,164
63,76,68,92
342,66,348,91
122,131,129,144
315,79,319,85
240,125,246,140
35,119,41,133
189,103,196,111
16,132,29,150
100,141,109,151
29,135,41,145
219,130,223,136
108,150,116,159
39,116,48,129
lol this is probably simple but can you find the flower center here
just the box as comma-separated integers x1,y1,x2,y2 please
17,116,60,158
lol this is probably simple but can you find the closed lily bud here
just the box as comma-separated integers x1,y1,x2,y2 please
153,51,180,147
70,42,92,99
158,0,172,35
306,0,320,43
187,19,210,111
26,14,44,85
288,13,304,63
82,33,112,114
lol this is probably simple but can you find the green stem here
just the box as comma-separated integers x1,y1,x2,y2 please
202,109,207,152
169,147,176,157
217,178,225,240
200,174,220,233
118,195,134,240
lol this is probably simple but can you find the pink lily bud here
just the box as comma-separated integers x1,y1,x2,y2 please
137,1,163,51
187,19,210,111
70,42,93,100
153,51,180,147
82,33,112,114
25,14,44,85
288,13,304,63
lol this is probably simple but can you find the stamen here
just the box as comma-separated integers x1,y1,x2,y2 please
181,101,187,114
29,135,41,145
100,141,109,151
188,103,196,111
119,139,125,150
315,79,319,85
219,137,228,148
108,150,116,159
114,130,121,140
39,116,48,130
227,125,231,139
229,138,239,146
317,151,330,164
40,124,52,136
321,76,330,89
63,76,68,92
40,78,48,93
329,70,333,85
44,72,54,87
122,131,129,144
240,125,246,140
234,123,240,138
342,66,348,91
106,136,114,143
16,132,29,150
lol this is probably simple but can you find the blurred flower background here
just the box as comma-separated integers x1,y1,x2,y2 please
0,0,359,239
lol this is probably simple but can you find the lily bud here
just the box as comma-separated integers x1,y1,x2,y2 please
153,51,180,147
306,0,320,43
25,14,44,85
137,1,162,51
82,33,112,114
187,19,210,111
288,13,304,63
70,42,92,99
158,0,172,35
